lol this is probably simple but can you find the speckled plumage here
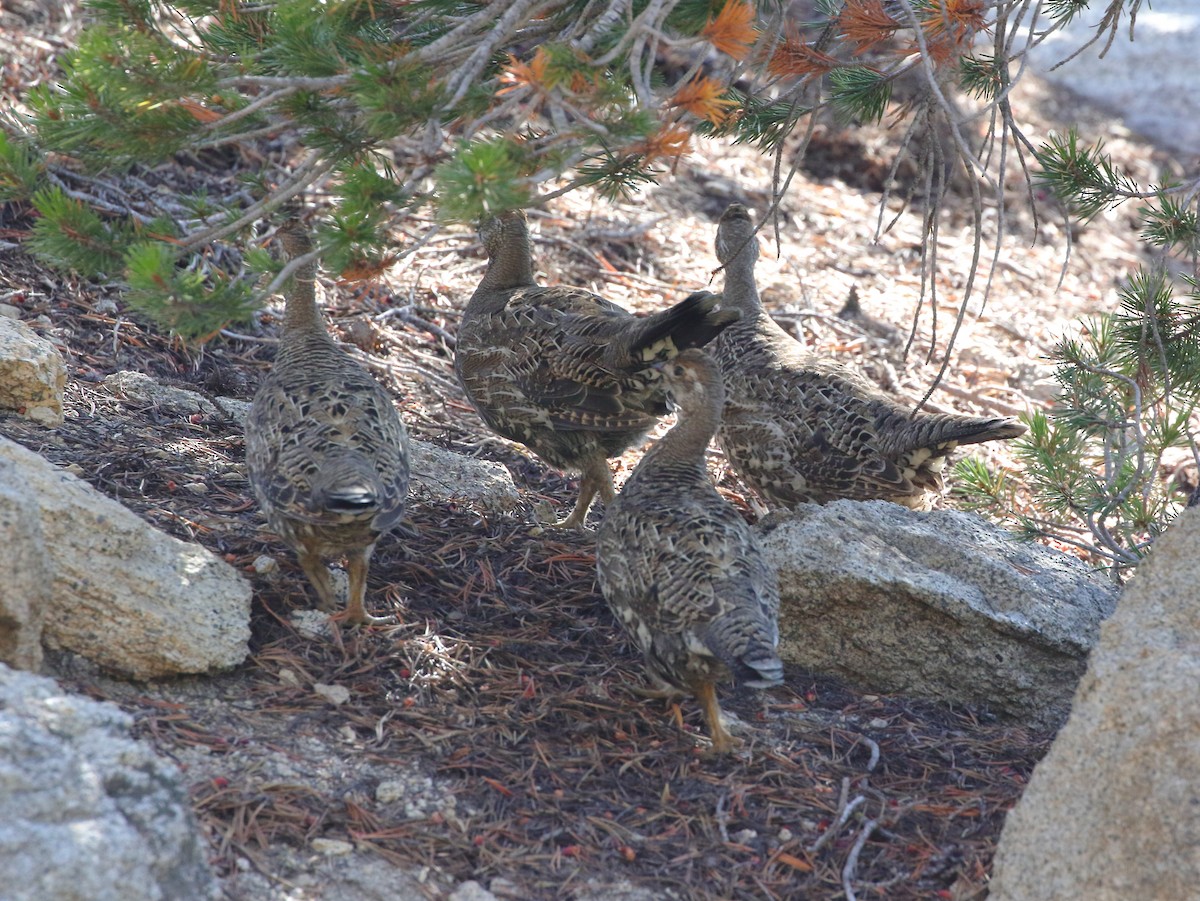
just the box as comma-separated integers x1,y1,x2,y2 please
246,218,410,625
455,209,739,528
596,349,782,754
710,203,1026,510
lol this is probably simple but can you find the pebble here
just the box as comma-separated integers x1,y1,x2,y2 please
290,609,332,640
252,554,278,575
376,779,407,804
313,682,350,706
310,838,354,856
449,881,498,901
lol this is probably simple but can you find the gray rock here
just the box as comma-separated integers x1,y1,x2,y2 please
989,507,1200,901
0,315,66,426
574,880,682,900
758,500,1118,728
0,663,218,901
0,462,49,671
104,370,246,423
408,440,522,515
0,436,251,679
222,853,429,901
449,881,497,901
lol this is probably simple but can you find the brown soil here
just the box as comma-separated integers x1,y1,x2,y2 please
1,3,1180,899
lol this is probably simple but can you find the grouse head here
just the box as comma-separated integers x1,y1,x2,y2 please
715,203,759,268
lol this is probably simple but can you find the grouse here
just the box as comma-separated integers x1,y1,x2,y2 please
710,203,1025,510
456,208,739,528
596,348,782,754
246,215,411,625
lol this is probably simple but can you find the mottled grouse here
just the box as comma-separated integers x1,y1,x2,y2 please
710,203,1025,510
456,208,739,528
246,217,411,625
596,349,783,754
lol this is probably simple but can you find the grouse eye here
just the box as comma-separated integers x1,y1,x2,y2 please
673,364,685,377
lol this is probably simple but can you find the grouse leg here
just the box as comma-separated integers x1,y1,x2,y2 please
338,544,394,626
553,459,616,529
695,681,739,755
296,545,341,613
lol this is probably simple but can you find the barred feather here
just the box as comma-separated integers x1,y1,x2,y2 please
245,219,410,624
597,349,782,753
456,209,738,528
711,203,1025,510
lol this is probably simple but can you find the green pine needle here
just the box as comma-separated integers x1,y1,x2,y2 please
1140,194,1200,256
959,54,1003,101
83,0,155,27
700,90,809,152
124,240,258,340
1035,130,1139,221
828,66,892,126
575,148,660,202
353,60,446,140
0,130,44,202
28,186,129,277
1044,0,1090,25
434,137,532,223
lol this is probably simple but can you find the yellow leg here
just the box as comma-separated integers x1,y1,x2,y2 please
630,683,687,701
335,545,394,626
695,682,739,754
296,547,340,613
552,459,615,529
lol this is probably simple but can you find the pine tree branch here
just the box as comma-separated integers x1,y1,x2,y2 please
891,0,989,184
443,0,553,106
182,150,336,251
45,169,158,225
200,86,299,133
411,0,518,66
573,0,631,53
193,124,284,150
592,0,671,67
215,74,353,91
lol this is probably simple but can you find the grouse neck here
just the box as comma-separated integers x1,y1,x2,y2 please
281,265,330,335
640,388,723,473
478,220,537,292
720,247,765,318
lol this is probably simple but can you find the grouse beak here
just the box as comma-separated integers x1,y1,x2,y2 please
651,360,680,411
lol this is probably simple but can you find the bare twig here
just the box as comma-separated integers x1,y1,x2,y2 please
842,818,880,901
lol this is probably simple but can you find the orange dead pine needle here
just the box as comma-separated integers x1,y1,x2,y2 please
339,256,396,282
837,0,901,55
669,75,736,126
482,777,514,797
702,0,758,60
767,26,840,80
178,98,223,123
773,850,814,872
632,124,692,164
498,47,551,95
916,0,988,65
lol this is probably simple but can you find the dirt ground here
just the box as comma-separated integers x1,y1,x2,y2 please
1,3,1184,899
